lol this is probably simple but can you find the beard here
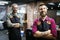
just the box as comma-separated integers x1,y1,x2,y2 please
13,10,17,13
40,12,47,17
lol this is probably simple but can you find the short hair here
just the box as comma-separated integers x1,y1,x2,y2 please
38,2,48,9
39,2,46,7
11,3,18,7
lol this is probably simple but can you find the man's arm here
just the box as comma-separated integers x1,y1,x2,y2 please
7,15,15,27
16,13,23,27
7,15,20,28
32,19,47,37
32,19,52,37
51,19,57,37
33,29,51,37
43,19,57,40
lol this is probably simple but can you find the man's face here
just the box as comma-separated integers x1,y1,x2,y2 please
38,5,48,17
12,5,18,13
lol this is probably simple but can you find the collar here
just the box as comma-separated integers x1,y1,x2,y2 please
39,16,49,21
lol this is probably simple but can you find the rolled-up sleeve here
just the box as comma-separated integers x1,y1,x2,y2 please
17,13,23,27
32,19,37,34
51,19,57,37
7,14,14,27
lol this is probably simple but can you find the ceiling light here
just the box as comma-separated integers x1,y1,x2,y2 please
0,1,9,5
58,3,60,7
48,3,55,5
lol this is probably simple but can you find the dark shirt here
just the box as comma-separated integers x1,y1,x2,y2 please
10,15,20,23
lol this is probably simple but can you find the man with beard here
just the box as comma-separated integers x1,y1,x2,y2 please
32,2,57,40
7,3,21,40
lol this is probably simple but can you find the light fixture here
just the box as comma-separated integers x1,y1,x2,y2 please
58,3,60,7
0,1,9,5
48,3,55,5
51,7,53,9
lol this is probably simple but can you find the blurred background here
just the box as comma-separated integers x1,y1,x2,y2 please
0,0,60,40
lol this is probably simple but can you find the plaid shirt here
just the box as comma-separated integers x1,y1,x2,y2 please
32,16,57,37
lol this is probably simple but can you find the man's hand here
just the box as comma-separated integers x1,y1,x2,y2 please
42,30,56,40
44,34,56,40
13,23,20,28
33,31,43,37
33,30,51,37
15,23,20,28
42,30,51,36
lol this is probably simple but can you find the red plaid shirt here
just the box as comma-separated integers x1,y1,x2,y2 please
32,16,57,37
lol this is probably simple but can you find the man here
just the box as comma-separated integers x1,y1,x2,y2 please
32,2,57,40
7,3,21,40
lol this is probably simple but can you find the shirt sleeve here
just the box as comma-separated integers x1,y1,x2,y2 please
32,19,37,34
17,13,23,27
6,14,15,27
51,19,57,37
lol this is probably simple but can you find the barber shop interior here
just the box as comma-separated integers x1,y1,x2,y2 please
0,0,60,40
